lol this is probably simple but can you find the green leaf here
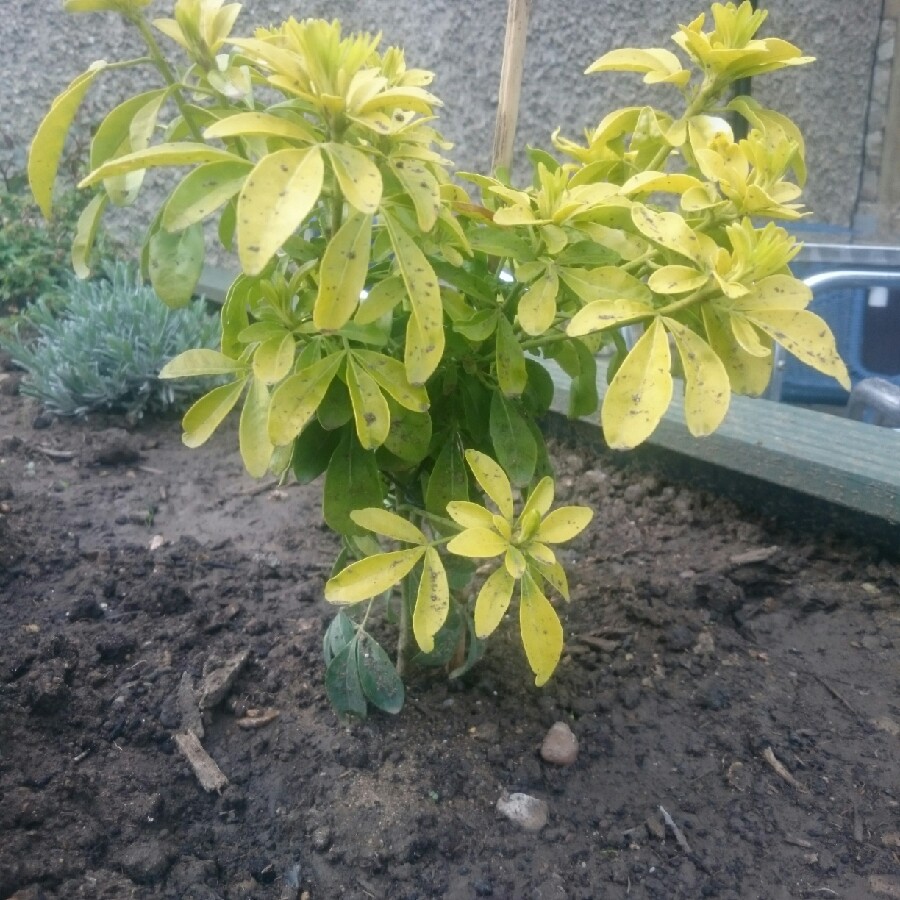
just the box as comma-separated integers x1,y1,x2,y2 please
161,348,244,378
317,375,354,430
522,359,556,417
356,633,405,714
326,548,424,604
323,611,356,666
162,161,252,231
239,378,274,477
353,350,429,412
455,308,499,342
464,449,513,520
292,420,342,484
30,61,107,218
601,318,673,449
323,431,384,535
90,88,168,171
383,400,432,464
147,222,205,309
519,572,563,687
182,379,246,448
568,341,600,418
350,508,427,544
425,436,469,517
325,640,368,719
384,211,445,385
355,276,406,325
71,193,108,279
269,352,344,445
495,316,528,397
490,393,537,488
467,226,537,261
314,211,373,330
347,358,391,449
517,269,559,336
80,142,241,187
413,548,450,652
663,317,731,437
474,565,515,638
237,147,324,275
324,143,382,214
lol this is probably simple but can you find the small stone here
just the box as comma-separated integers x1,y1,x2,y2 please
663,624,697,652
311,826,332,852
540,722,579,766
496,792,549,832
121,840,172,884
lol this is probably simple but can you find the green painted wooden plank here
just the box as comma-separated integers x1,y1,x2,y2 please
545,358,900,525
196,265,234,304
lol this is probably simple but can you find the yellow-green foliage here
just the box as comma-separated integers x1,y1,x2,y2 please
30,0,848,711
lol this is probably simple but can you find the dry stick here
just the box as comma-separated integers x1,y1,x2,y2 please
490,0,532,176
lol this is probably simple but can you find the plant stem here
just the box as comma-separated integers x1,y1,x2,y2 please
397,576,412,676
127,12,204,141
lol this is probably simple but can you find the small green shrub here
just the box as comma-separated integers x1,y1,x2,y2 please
1,262,220,419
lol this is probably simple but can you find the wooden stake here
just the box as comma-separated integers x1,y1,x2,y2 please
491,0,532,175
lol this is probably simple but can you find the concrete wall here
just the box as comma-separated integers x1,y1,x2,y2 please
3,0,889,244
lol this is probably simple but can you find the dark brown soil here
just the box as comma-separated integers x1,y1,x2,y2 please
1,384,899,900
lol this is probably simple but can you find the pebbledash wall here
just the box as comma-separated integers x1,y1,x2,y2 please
3,0,896,246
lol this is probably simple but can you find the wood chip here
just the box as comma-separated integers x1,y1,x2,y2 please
236,708,280,730
177,673,204,739
729,546,779,566
35,446,75,461
881,832,900,849
575,635,621,653
199,650,250,710
762,746,808,793
175,731,228,792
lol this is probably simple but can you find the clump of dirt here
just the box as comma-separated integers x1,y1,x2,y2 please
0,388,898,900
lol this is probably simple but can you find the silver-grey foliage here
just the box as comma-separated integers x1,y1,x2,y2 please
2,262,219,419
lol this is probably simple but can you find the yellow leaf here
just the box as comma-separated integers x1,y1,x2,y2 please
355,276,406,325
324,143,382,215
621,172,704,196
567,298,654,337
325,548,425,605
527,557,569,601
742,309,850,390
314,211,373,331
730,316,771,357
601,318,673,449
29,61,107,218
519,572,563,687
702,307,773,396
238,147,324,275
349,508,427,544
505,546,527,578
517,269,559,336
413,548,450,652
252,333,295,384
535,506,593,544
162,161,251,232
730,274,812,311
560,266,651,304
161,348,244,378
239,378,274,478
663,317,731,437
518,477,554,529
585,47,691,86
464,450,513,520
268,352,343,445
353,350,429,413
71,193,108,279
389,158,441,232
182,379,246,448
384,212,445,385
631,205,705,266
347,357,391,449
204,111,319,144
648,265,709,295
446,527,508,559
474,566,515,638
446,501,495,530
80,142,241,187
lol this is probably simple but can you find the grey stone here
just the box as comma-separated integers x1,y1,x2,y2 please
496,792,549,831
540,721,579,766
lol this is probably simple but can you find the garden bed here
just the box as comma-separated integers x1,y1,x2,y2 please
1,382,899,900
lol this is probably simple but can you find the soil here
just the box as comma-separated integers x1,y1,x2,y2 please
1,375,899,900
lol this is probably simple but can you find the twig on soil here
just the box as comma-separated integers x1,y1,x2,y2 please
199,649,250,710
809,671,864,723
658,805,692,854
35,445,75,460
762,746,808,793
175,730,228,792
236,708,280,729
